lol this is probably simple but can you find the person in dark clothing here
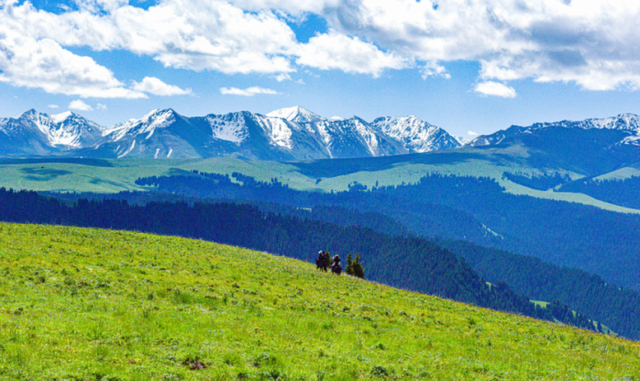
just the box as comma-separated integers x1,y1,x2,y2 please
331,254,342,275
316,250,328,271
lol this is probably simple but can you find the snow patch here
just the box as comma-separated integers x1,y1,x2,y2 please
206,115,247,144
118,139,136,158
258,117,294,149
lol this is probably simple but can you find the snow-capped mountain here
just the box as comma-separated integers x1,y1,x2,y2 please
0,110,106,156
465,113,640,176
371,116,461,153
76,106,461,160
265,107,459,158
469,113,640,147
0,107,461,160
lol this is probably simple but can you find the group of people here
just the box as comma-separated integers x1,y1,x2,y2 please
316,250,342,274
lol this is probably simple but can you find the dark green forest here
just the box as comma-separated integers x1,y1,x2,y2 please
134,171,640,292
502,171,572,190
438,239,640,340
558,175,640,209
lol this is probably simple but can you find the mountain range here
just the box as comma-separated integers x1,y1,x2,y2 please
2,107,640,162
0,106,461,160
469,113,640,148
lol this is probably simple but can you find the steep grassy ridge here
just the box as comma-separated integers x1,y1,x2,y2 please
0,224,638,380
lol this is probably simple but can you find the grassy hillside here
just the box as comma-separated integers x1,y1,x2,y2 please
1,154,639,214
0,223,638,380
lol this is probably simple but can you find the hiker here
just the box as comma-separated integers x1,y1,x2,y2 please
316,250,328,271
331,254,342,275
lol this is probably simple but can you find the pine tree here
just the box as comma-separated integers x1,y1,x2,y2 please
345,253,354,276
345,253,365,279
352,253,365,279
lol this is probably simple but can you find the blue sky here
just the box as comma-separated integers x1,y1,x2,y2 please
1,0,640,138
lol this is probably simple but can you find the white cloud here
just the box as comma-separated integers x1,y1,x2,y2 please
220,86,279,96
132,77,192,96
274,73,291,82
0,25,146,98
4,0,640,93
296,30,408,77
474,81,517,98
317,0,640,90
73,0,129,13
69,99,93,111
48,104,59,109
421,61,451,80
97,103,107,110
226,0,340,15
467,131,479,136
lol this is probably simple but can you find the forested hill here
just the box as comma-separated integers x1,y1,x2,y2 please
134,171,640,293
0,188,601,336
438,239,640,341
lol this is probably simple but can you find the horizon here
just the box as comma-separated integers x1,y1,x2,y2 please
5,105,640,139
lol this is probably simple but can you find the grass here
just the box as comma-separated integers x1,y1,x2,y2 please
1,155,639,215
0,223,639,380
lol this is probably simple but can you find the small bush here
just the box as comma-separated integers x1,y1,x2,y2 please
371,365,389,378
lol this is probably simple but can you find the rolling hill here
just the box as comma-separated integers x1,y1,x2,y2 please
1,222,638,380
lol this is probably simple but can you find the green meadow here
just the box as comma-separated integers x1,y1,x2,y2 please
0,154,638,214
0,223,638,380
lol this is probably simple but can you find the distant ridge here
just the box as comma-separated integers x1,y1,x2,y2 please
0,107,461,160
468,113,640,148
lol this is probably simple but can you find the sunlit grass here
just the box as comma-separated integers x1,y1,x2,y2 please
0,223,638,380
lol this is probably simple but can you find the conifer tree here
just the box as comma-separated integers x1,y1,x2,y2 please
345,253,354,275
345,253,365,279
352,253,365,279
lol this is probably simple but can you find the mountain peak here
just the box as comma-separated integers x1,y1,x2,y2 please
370,115,461,153
267,106,325,124
19,109,39,119
145,108,179,119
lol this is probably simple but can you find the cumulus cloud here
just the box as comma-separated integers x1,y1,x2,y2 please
296,30,408,77
0,29,146,99
474,81,517,98
226,0,340,15
132,77,192,96
69,99,93,111
220,86,280,96
421,61,451,80
274,73,291,82
3,0,640,94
